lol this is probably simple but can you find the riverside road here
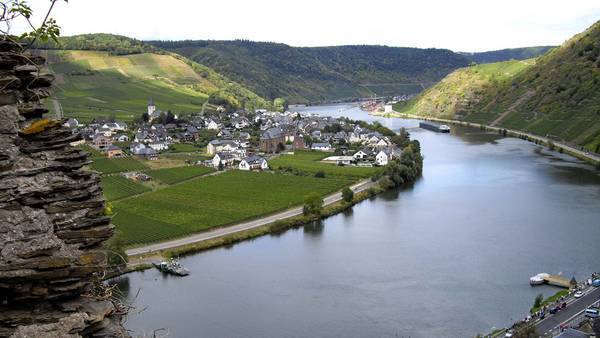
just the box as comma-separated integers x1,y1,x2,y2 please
536,286,600,335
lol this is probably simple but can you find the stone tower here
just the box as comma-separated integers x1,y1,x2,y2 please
147,98,155,116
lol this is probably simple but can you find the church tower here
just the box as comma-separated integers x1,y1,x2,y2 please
148,98,156,116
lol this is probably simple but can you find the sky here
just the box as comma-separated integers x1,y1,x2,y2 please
13,0,600,52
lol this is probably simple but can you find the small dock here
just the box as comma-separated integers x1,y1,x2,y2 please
544,275,572,288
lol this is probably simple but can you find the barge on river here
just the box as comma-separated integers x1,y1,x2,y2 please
419,121,450,133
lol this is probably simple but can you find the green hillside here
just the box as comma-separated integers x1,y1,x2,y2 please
393,59,534,119
394,20,600,152
149,40,471,103
38,38,269,122
461,46,554,64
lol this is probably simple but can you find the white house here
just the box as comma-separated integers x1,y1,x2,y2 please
206,119,220,130
130,142,147,155
311,143,332,152
239,155,268,171
353,148,374,161
384,104,393,113
207,139,239,155
148,141,169,151
114,134,130,142
375,138,390,148
212,152,235,168
375,149,393,166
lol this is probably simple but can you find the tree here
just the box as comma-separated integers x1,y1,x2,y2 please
273,97,287,112
141,112,150,123
1,0,68,47
531,293,543,312
342,187,354,203
314,170,325,178
391,128,410,148
303,192,323,216
276,142,285,153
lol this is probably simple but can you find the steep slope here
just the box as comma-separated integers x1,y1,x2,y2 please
149,40,471,103
393,59,534,119
40,49,269,122
461,46,555,64
395,20,600,152
35,35,270,122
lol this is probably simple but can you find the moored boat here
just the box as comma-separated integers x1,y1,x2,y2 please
154,258,190,276
530,273,550,285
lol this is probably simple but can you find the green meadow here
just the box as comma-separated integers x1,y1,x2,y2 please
101,175,151,201
145,165,215,185
112,171,353,246
269,150,380,178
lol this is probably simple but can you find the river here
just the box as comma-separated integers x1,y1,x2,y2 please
111,103,600,337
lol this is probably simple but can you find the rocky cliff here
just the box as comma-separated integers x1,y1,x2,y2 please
0,39,126,337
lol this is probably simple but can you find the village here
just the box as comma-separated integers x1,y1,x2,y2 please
66,99,406,178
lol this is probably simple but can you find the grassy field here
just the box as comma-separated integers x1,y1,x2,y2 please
269,150,380,178
91,157,149,174
145,165,214,184
101,175,151,201
167,143,202,152
112,171,353,245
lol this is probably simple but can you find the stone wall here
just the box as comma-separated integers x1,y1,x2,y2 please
0,40,126,337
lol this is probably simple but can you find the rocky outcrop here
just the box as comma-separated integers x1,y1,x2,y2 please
0,40,126,337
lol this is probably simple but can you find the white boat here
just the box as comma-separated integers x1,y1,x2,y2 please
438,124,451,133
530,273,550,285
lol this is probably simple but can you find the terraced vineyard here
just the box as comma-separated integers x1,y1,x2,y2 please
112,171,353,245
269,150,380,178
101,175,151,201
145,165,214,185
40,49,268,122
90,157,149,174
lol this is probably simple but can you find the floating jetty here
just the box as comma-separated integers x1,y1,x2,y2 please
419,121,450,133
530,273,573,288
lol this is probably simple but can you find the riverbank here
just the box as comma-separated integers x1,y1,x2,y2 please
124,181,388,272
124,178,380,263
377,112,600,166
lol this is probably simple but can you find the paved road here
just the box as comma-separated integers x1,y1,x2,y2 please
535,286,600,335
126,179,376,257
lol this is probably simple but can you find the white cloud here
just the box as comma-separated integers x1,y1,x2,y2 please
12,0,600,51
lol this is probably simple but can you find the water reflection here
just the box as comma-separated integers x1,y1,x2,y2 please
303,220,324,236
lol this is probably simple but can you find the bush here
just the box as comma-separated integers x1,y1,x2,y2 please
342,187,354,203
314,170,325,178
303,192,324,216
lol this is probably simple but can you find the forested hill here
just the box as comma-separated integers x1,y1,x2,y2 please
460,46,555,64
148,40,471,103
394,20,600,152
34,33,160,55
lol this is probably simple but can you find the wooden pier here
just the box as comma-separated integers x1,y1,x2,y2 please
544,275,572,288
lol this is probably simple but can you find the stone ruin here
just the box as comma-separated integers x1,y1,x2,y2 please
0,40,126,337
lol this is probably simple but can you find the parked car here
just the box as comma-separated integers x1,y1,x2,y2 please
585,308,599,318
593,279,600,287
574,291,584,298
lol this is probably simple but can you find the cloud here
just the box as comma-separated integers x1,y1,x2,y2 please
11,0,600,51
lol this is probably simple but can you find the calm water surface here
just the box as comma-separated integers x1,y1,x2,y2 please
113,104,600,337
